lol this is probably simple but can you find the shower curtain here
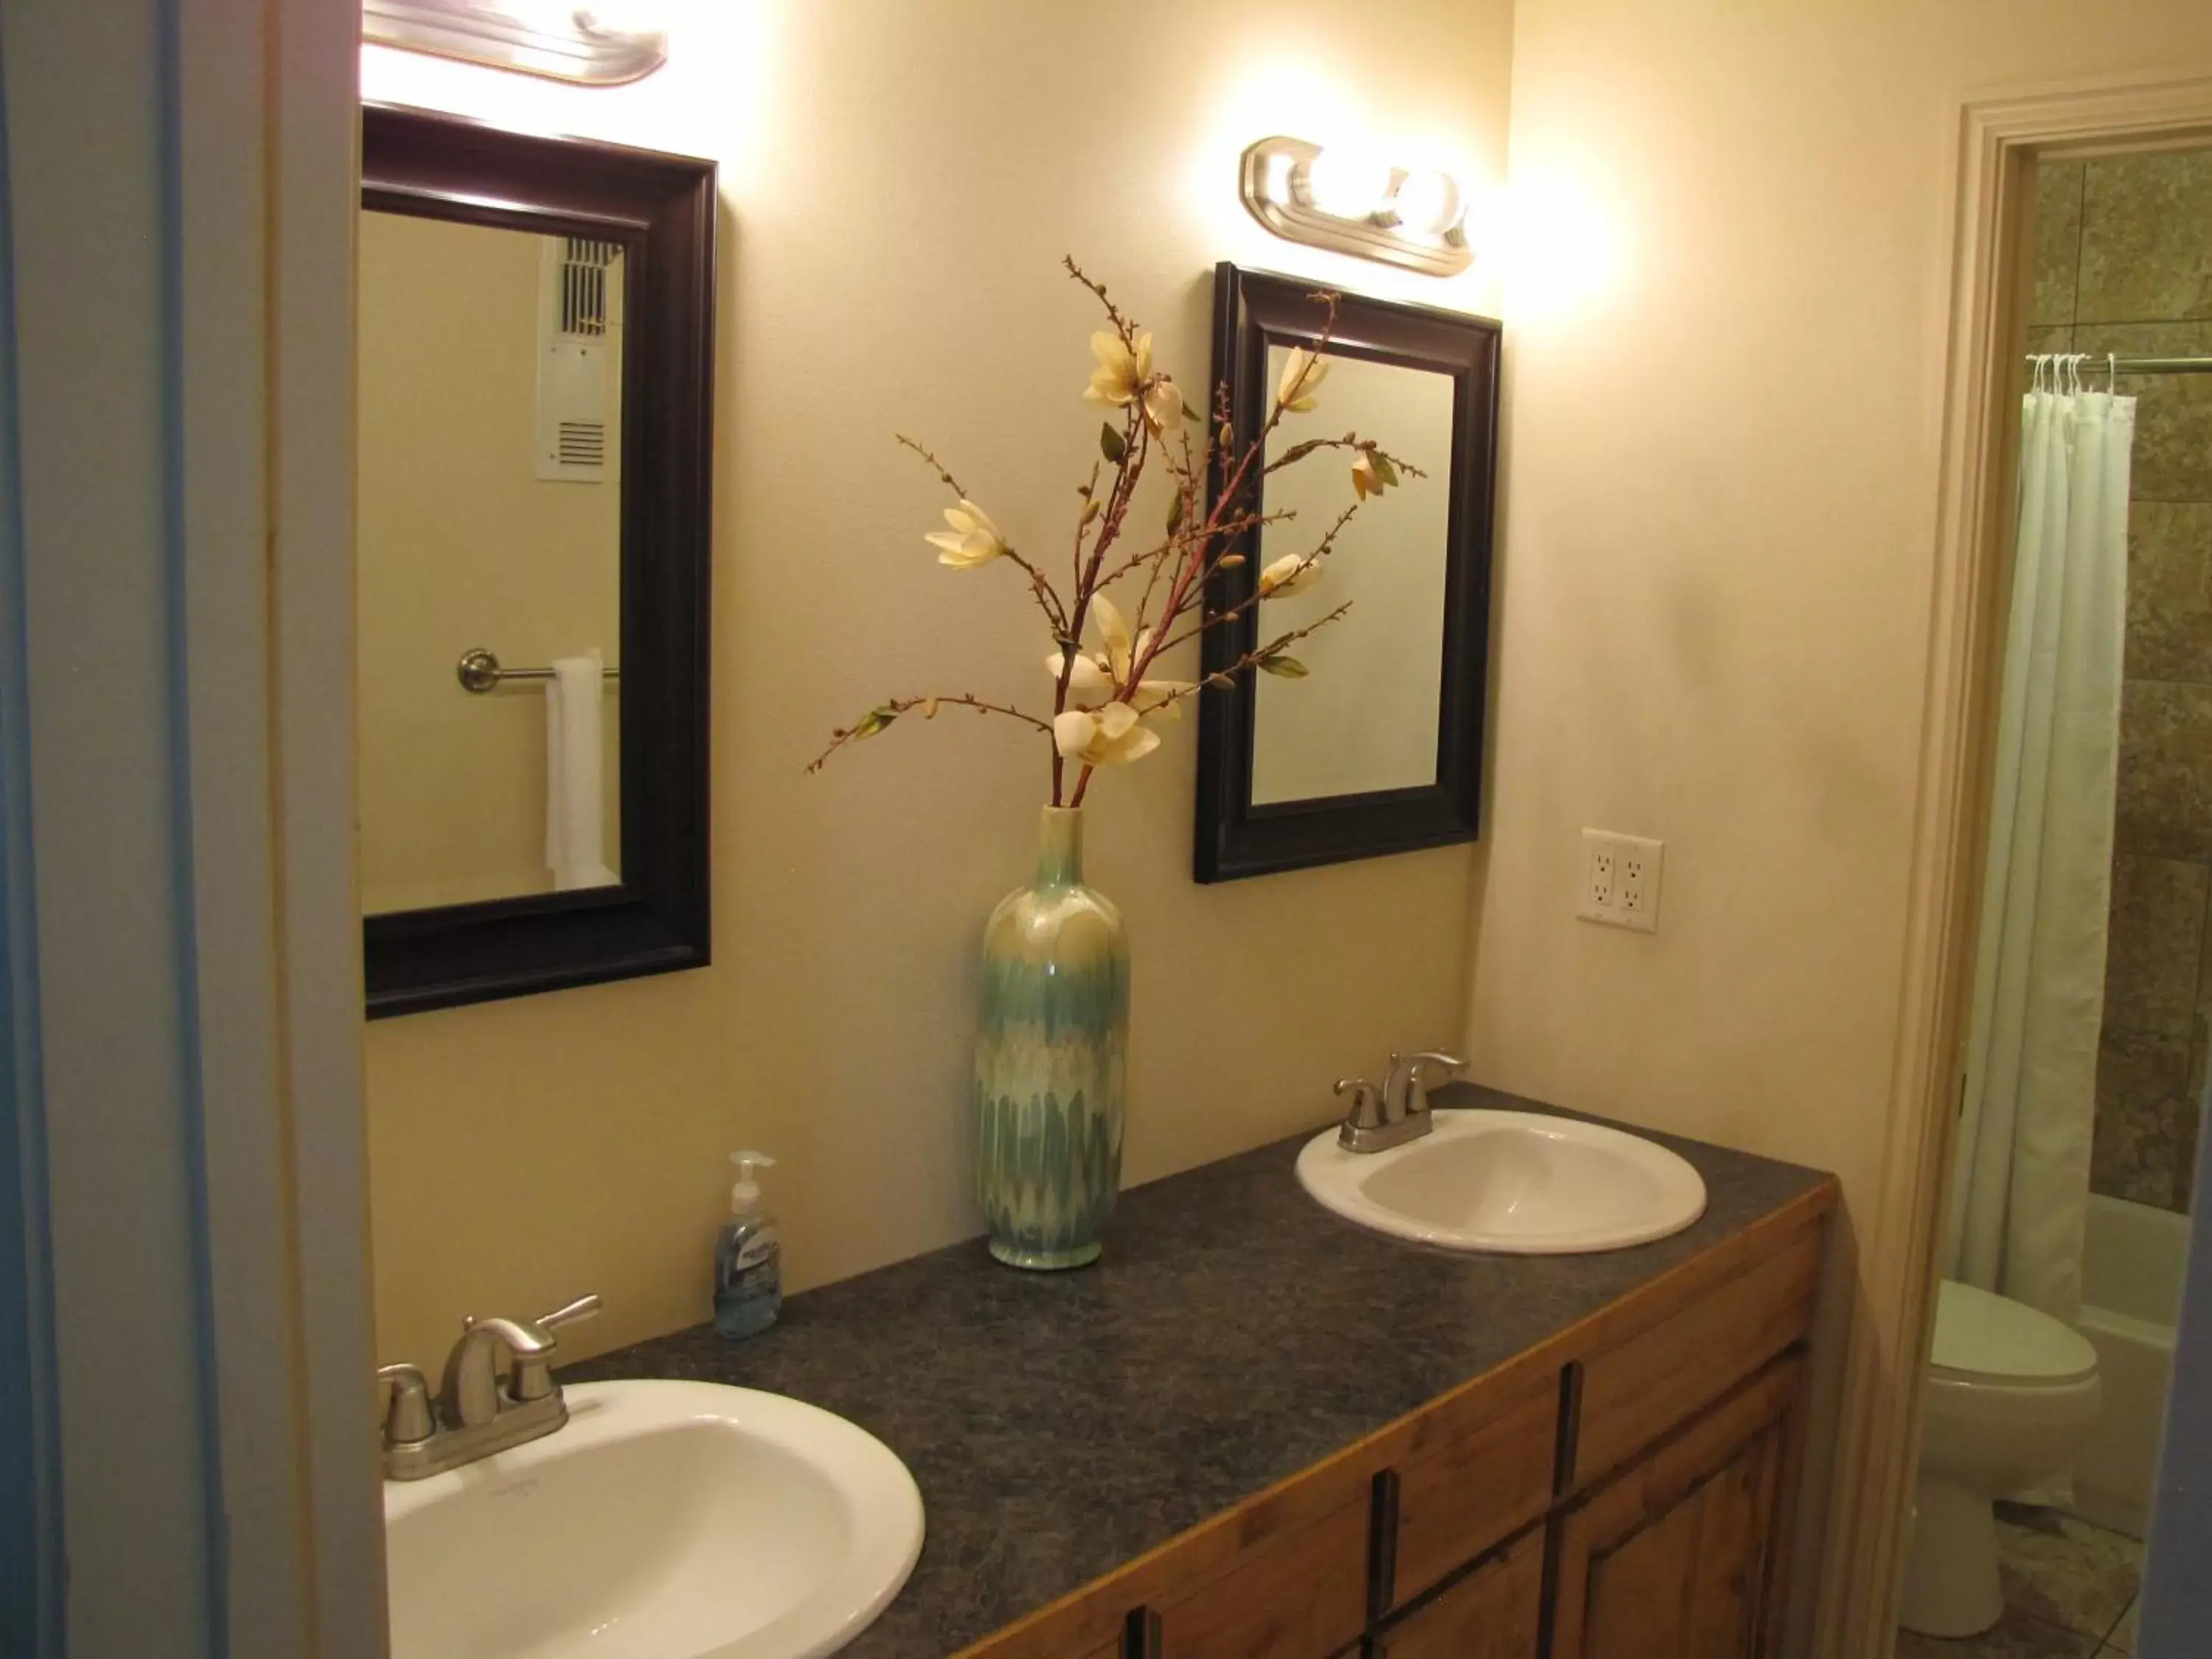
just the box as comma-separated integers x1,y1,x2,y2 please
1945,372,2136,1324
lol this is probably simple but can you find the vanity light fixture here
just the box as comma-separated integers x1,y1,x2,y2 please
1238,136,1472,276
364,0,667,87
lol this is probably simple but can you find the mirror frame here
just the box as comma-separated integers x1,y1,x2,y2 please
360,105,715,1016
1194,263,1500,883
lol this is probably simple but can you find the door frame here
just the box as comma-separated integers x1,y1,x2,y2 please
1815,70,2212,1658
0,1,376,1654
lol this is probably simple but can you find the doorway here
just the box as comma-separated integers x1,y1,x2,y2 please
1893,136,2212,1659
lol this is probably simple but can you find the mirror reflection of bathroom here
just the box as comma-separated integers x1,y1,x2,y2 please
1252,344,1455,804
356,210,625,916
1899,143,2212,1658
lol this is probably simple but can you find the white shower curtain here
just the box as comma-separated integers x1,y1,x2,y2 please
1945,375,2135,1324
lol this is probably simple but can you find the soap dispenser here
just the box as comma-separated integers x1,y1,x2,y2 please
714,1150,783,1339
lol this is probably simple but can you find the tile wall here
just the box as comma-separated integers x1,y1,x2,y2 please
2033,150,2212,1212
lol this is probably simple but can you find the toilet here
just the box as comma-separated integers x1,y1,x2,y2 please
1897,1279,2103,1638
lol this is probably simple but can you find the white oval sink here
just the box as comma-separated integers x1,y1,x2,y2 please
384,1380,923,1659
1297,1109,1708,1253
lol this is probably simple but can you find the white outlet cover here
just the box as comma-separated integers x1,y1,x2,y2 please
1579,829,1663,933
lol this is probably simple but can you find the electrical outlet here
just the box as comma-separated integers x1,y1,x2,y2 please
1578,830,1663,933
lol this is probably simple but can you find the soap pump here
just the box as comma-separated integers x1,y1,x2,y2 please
713,1150,782,1340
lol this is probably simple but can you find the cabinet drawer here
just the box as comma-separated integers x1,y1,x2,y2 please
1575,1220,1820,1486
1373,1526,1544,1659
1389,1383,1556,1609
1155,1495,1370,1659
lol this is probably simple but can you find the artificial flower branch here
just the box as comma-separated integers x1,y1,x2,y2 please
900,434,1068,633
804,692,1054,776
812,260,1422,810
1062,599,1355,807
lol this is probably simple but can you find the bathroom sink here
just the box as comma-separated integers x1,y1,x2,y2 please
384,1379,924,1659
1296,1108,1708,1253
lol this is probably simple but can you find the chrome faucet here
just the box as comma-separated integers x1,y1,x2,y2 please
1335,1050,1466,1153
378,1293,601,1481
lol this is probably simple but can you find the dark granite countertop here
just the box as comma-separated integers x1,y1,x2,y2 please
560,1084,1834,1657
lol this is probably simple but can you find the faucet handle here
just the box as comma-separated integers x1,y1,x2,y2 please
1334,1076,1384,1130
512,1293,602,1405
378,1363,434,1448
537,1293,602,1332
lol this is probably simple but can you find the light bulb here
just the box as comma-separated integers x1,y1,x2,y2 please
1302,148,1393,222
1391,169,1464,237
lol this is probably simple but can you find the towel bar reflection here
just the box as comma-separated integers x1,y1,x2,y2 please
456,647,623,695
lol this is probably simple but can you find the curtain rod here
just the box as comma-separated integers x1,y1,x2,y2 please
2026,353,2212,376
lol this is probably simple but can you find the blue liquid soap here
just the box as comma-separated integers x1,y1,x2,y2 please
714,1150,783,1339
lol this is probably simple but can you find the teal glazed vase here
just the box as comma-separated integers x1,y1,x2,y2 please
975,805,1129,1269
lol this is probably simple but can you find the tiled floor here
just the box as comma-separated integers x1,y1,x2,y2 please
1895,1506,2144,1658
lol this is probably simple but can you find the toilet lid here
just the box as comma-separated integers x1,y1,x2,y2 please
1930,1280,2098,1385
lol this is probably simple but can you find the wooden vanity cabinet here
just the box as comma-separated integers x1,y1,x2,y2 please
1385,1382,1556,1610
1150,1497,1371,1659
1552,1357,1806,1659
955,1192,1829,1659
1371,1528,1544,1659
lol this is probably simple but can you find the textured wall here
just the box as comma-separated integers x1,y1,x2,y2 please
358,0,1512,1372
2033,150,2212,1215
1475,7,2212,1646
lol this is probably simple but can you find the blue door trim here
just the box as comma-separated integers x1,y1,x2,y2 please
0,18,66,1657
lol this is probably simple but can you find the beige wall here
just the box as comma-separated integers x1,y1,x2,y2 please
1480,1,2212,1643
357,213,623,913
360,0,1512,1371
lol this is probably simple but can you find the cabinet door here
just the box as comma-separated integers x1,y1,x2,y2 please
1371,1528,1543,1659
1551,1356,1804,1659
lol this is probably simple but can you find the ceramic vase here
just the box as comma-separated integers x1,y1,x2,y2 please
974,805,1128,1268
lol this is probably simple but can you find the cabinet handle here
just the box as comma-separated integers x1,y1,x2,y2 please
1368,1467,1402,1618
1555,1360,1585,1494
1122,1605,1162,1659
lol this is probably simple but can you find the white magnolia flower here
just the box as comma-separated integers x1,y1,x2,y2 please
1276,347,1329,414
925,500,1007,568
1085,330,1153,408
1351,450,1387,500
1258,552,1321,597
1046,649,1189,717
1091,594,1137,680
1046,595,1190,717
1053,700,1162,768
1142,374,1184,436
1044,646,1112,695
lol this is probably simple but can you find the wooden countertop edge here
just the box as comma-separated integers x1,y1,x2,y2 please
950,1175,1840,1659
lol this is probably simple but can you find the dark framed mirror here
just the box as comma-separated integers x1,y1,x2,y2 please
358,105,714,1015
1195,263,1500,883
